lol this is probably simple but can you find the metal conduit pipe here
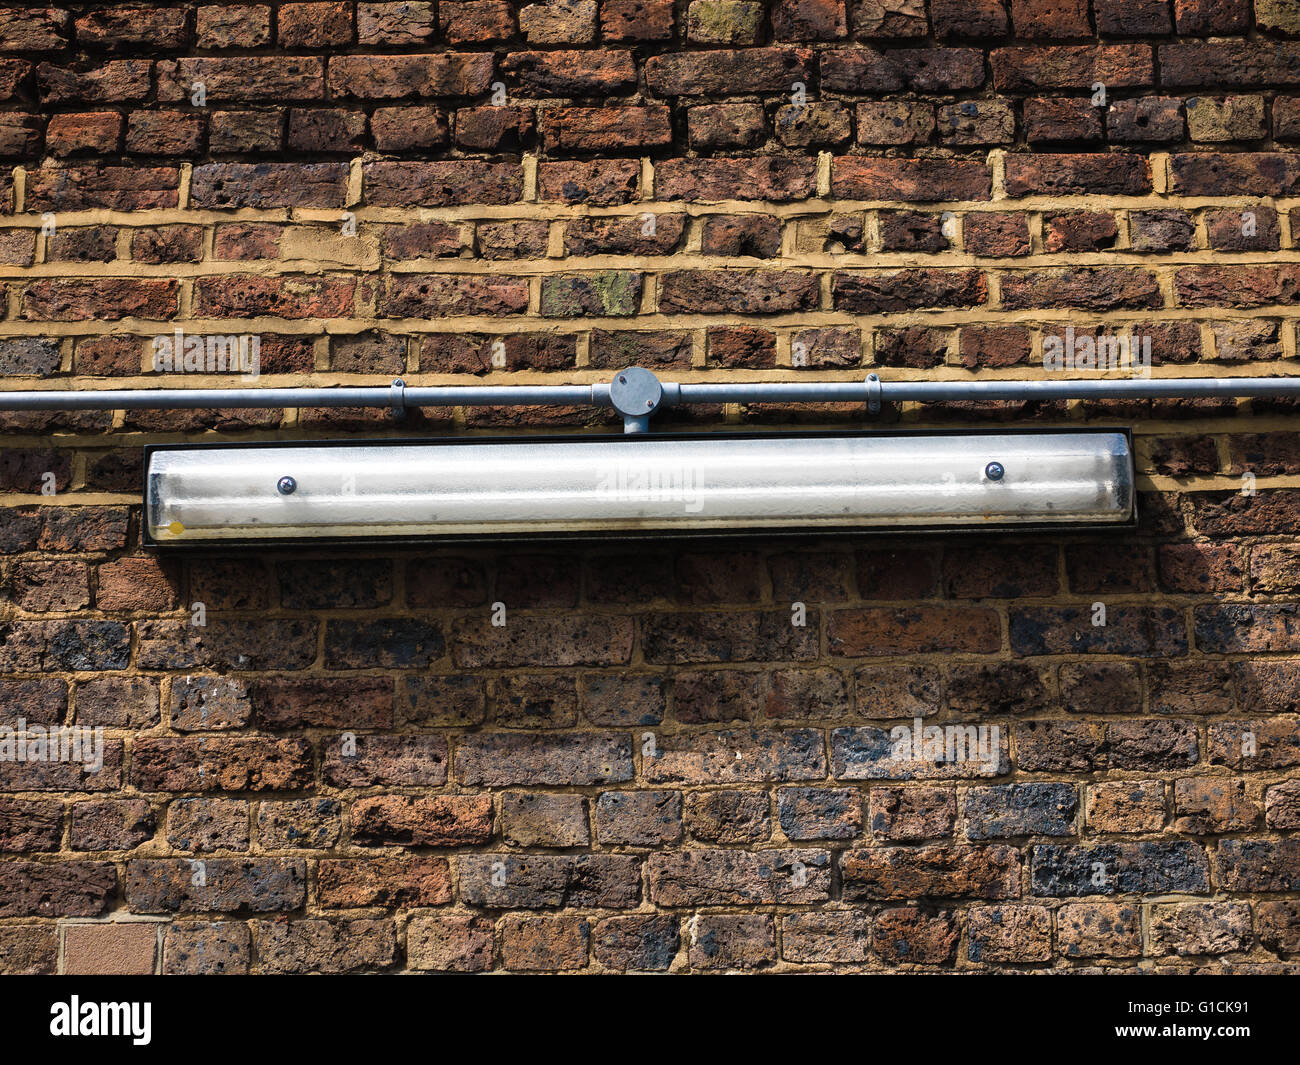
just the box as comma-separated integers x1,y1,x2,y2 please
3,367,1300,432
675,375,1300,404
0,383,608,411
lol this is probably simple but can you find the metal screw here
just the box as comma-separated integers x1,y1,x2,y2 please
277,476,297,495
985,462,1005,481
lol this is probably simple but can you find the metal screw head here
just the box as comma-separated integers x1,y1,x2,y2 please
609,366,663,419
985,461,1005,481
277,476,297,495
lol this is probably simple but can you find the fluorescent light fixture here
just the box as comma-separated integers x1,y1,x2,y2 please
143,431,1134,545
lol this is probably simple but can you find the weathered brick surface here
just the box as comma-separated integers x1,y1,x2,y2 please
0,2,1298,975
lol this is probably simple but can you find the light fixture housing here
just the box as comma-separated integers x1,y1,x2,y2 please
142,430,1136,547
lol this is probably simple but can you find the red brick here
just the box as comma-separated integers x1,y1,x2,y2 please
657,158,817,203
197,5,272,48
1096,0,1170,35
45,111,121,155
1010,0,1091,37
968,905,1052,963
773,0,847,40
0,927,56,974
23,279,178,321
932,0,1008,37
1170,153,1300,197
163,923,250,975
660,270,818,315
1005,154,1152,197
648,48,811,95
0,862,116,917
1025,97,1102,143
519,0,598,44
945,543,1058,598
0,8,68,53
357,2,436,44
440,1,517,42
602,0,674,41
407,914,494,971
37,59,151,105
191,162,347,208
76,7,188,49
540,106,672,153
371,106,448,151
46,226,116,263
26,166,180,210
365,160,522,206
539,159,639,204
194,276,355,319
832,157,992,201
1109,97,1185,143
1175,265,1300,309
132,738,313,792
1058,902,1142,958
706,326,777,368
278,2,354,47
1001,268,1161,311
501,915,590,972
833,269,986,312
504,49,634,95
1160,39,1300,88
454,106,535,150
842,846,1020,900
329,53,493,98
256,919,394,973
855,100,934,146
317,857,452,908
287,108,365,152
157,57,324,102
209,110,282,152
381,274,528,318
1009,606,1187,656
873,908,960,965
125,111,203,155
213,223,284,260
1158,543,1245,593
1174,0,1250,34
0,59,29,101
95,557,179,611
648,848,831,906
829,607,1001,656
688,914,775,969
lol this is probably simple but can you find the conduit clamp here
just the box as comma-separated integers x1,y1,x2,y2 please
866,373,883,415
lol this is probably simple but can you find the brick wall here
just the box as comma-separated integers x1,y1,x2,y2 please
1,0,1299,974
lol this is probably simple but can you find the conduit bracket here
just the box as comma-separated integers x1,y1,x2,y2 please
866,373,883,415
610,366,663,435
390,378,407,422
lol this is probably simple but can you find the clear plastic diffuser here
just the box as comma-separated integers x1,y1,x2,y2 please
144,432,1135,544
